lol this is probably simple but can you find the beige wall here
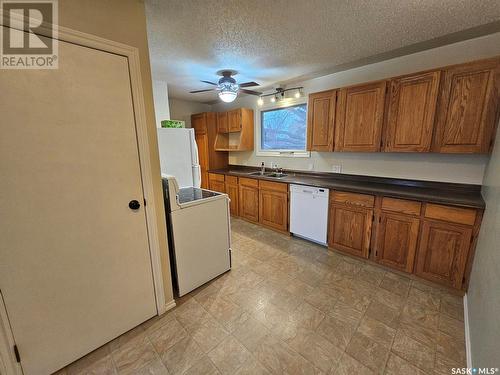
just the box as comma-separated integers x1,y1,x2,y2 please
152,79,171,127
212,32,500,184
169,98,212,128
467,121,500,367
59,0,174,305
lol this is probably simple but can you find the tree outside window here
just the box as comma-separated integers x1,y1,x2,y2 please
261,104,307,151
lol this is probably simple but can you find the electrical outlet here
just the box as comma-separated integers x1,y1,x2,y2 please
271,162,278,169
332,165,342,173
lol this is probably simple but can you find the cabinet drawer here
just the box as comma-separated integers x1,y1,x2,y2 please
331,191,374,208
226,175,238,185
381,197,421,216
239,177,259,188
424,204,476,226
259,180,288,192
208,173,225,182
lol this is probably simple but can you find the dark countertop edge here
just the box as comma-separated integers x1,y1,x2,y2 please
208,167,485,209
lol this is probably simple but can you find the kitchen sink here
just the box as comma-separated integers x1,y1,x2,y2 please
265,173,288,178
246,171,288,178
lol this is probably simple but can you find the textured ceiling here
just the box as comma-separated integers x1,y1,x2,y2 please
145,0,500,103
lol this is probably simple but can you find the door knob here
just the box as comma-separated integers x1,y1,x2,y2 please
129,200,141,210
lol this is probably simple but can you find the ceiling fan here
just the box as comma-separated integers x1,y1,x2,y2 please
189,70,262,103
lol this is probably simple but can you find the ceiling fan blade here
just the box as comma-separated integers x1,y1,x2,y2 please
189,89,216,93
200,80,217,86
240,88,262,96
239,81,260,87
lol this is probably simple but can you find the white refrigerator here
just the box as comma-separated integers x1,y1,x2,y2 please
157,128,201,188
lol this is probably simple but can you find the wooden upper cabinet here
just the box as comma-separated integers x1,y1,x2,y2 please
432,58,500,153
192,112,228,188
215,108,254,151
375,212,420,273
335,81,387,152
307,90,336,151
228,109,242,132
217,112,229,133
415,220,472,289
384,71,441,152
191,113,206,134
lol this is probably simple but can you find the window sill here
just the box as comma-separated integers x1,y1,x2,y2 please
255,150,311,158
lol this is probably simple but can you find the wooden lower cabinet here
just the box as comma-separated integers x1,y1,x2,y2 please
231,177,288,231
415,220,472,289
214,174,481,291
375,212,420,273
259,185,288,232
208,173,225,193
225,177,239,216
328,203,373,258
239,178,259,223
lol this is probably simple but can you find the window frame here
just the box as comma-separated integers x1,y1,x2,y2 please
256,97,310,158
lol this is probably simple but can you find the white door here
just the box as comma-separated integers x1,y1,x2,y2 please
0,31,157,374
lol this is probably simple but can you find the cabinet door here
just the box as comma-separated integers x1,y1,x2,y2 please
195,132,209,188
228,109,242,132
192,113,207,135
239,185,259,223
415,220,472,289
433,58,500,153
375,213,420,272
259,189,288,232
225,183,239,216
328,204,373,258
209,180,225,193
335,81,386,152
307,90,336,151
217,112,229,133
385,71,441,152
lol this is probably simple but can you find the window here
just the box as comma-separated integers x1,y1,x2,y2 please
260,103,307,153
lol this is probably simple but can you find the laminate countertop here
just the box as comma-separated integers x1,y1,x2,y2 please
208,166,485,209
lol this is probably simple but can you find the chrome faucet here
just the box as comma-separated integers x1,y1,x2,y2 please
260,162,265,175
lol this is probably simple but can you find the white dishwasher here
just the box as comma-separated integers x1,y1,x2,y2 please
290,184,329,245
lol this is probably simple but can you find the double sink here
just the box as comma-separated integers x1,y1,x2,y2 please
229,171,288,179
247,171,288,179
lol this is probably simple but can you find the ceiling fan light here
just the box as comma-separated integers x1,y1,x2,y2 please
218,90,237,103
257,97,264,106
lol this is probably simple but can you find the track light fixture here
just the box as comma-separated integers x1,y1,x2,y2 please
257,86,303,106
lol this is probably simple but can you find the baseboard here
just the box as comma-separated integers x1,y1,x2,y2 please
463,293,472,368
164,299,176,312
